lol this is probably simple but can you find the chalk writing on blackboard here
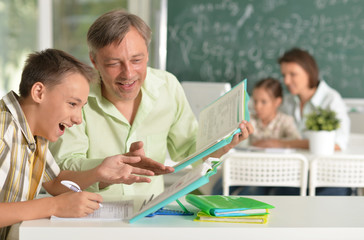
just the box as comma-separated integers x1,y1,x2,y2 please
167,0,364,98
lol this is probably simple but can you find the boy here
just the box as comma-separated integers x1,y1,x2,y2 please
0,49,167,239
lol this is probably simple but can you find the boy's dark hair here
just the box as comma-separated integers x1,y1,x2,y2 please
19,48,96,97
278,47,319,89
87,9,152,60
254,77,283,99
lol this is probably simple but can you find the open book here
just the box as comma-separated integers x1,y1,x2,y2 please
129,158,223,223
173,79,249,172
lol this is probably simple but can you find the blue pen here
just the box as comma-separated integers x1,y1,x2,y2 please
61,180,103,207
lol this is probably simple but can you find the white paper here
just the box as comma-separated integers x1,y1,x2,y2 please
51,200,133,221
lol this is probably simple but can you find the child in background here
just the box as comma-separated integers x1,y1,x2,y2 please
212,77,300,195
250,77,300,146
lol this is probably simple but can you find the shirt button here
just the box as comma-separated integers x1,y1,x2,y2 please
29,143,36,151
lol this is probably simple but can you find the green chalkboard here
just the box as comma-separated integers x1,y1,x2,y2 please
167,0,364,98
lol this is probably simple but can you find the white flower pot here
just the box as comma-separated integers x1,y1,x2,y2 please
306,130,336,155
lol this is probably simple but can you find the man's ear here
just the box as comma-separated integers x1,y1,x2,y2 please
89,53,98,70
31,82,46,103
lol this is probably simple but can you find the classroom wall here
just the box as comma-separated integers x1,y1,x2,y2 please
166,0,364,99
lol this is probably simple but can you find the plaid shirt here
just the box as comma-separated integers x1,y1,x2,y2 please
0,91,60,239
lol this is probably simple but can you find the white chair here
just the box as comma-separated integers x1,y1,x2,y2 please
309,155,364,196
181,81,231,118
222,152,309,196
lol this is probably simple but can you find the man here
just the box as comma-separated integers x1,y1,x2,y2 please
0,49,165,239
50,10,253,201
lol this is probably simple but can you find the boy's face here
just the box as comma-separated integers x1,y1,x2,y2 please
35,73,89,142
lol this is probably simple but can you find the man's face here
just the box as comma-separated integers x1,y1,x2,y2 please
91,27,149,104
35,73,89,142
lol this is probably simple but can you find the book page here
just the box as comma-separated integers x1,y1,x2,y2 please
196,81,244,150
51,200,133,221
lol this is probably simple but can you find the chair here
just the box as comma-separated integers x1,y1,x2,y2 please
181,81,231,118
222,152,309,196
309,155,364,196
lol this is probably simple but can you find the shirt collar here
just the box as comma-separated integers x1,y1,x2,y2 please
2,91,37,150
310,80,328,107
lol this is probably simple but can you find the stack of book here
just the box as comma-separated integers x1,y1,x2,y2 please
185,194,274,224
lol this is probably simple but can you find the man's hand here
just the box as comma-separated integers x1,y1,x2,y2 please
222,120,254,152
125,141,174,175
204,120,254,160
96,154,155,185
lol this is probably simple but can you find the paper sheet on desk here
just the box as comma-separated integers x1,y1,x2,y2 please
51,200,133,221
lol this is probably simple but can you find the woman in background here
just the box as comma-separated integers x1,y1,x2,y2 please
253,48,351,196
254,48,350,151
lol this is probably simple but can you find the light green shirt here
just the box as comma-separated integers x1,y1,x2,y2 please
49,67,198,201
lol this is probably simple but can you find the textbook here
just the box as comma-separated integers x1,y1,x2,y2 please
185,194,274,217
173,79,250,173
194,211,269,224
129,158,223,223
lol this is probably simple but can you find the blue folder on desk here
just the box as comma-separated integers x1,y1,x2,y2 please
129,158,223,223
172,79,250,173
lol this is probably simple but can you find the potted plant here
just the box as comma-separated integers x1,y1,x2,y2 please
305,107,340,155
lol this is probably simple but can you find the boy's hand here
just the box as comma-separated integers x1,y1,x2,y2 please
52,191,103,218
125,141,174,175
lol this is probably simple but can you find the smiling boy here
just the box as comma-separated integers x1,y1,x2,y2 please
0,49,166,239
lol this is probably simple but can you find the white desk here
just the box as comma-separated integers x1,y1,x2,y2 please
19,196,364,240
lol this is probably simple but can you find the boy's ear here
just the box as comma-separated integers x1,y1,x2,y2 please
31,82,46,103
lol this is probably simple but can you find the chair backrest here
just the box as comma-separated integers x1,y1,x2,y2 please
181,81,231,118
309,155,364,196
222,152,309,196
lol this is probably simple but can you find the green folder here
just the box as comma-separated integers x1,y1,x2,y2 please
185,194,275,217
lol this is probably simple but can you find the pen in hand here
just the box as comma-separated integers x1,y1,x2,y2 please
61,180,103,207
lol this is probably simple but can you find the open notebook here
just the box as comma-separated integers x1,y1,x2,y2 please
173,79,250,173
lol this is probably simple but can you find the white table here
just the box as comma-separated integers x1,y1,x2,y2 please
19,196,364,240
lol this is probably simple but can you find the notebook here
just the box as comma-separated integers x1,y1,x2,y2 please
173,79,250,173
194,211,269,224
185,194,274,217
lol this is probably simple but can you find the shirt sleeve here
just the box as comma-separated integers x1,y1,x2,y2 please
327,95,350,150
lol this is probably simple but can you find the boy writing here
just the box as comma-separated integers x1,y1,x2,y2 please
0,49,168,239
